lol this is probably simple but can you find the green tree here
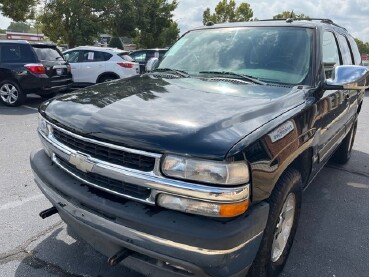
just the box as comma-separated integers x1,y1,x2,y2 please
202,0,253,24
0,0,37,21
7,22,31,32
355,38,369,55
159,20,180,47
134,0,178,48
273,11,309,19
40,0,102,48
108,37,124,49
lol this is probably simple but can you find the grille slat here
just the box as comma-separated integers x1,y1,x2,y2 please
57,155,151,200
53,128,155,172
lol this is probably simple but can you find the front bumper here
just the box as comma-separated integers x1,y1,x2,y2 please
31,149,269,277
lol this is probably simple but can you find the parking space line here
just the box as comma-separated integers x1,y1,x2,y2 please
0,194,44,211
22,105,38,111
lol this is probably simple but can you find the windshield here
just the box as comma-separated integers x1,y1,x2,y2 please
159,27,313,85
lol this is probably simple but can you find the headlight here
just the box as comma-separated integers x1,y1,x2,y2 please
162,155,249,185
38,114,50,136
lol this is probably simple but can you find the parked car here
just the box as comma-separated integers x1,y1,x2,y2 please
31,19,368,277
129,48,167,73
63,46,139,87
0,40,72,106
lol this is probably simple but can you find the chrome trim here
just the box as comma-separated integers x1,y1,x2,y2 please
38,123,249,204
49,122,161,159
35,172,261,255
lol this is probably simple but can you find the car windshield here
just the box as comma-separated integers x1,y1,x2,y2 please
32,46,64,61
159,27,313,85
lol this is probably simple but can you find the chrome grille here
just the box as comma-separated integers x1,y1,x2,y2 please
52,128,155,172
56,155,151,200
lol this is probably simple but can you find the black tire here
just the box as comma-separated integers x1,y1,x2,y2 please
98,74,119,83
0,80,26,107
249,168,302,277
330,121,357,164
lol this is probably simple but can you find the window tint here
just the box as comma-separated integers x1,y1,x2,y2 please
32,46,63,61
346,35,361,65
337,34,353,65
63,51,80,63
103,52,113,61
1,44,36,63
82,51,105,62
130,51,146,62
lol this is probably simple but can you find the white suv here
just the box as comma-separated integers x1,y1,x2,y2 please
63,46,139,86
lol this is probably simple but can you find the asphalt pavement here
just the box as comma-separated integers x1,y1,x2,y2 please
0,93,369,277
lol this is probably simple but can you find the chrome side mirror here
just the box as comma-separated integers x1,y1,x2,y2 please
145,57,159,72
324,65,369,90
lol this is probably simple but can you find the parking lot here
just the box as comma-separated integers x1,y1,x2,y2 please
1,93,369,277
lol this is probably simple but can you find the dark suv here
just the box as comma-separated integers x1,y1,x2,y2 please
0,40,72,106
31,19,368,277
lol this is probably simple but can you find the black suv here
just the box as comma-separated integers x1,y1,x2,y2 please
0,40,72,106
31,19,368,277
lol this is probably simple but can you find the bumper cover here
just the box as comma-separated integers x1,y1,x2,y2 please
31,149,269,277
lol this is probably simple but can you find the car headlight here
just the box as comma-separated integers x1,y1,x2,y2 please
162,155,249,185
38,114,50,136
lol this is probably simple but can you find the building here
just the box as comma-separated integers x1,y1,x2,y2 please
4,31,44,41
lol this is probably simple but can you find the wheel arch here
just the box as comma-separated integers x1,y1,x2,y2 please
96,72,120,83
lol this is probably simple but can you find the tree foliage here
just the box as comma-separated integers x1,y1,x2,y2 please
203,0,253,24
108,37,124,49
273,11,309,19
7,22,31,32
0,0,37,21
355,38,369,55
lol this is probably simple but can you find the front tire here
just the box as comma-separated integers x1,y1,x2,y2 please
0,80,26,107
249,168,302,277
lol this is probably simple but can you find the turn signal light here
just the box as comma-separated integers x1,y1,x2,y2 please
25,64,46,74
117,62,133,68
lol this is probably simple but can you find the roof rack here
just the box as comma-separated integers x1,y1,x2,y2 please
256,18,347,31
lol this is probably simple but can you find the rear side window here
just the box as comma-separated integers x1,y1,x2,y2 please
337,34,353,65
82,51,106,62
1,44,36,63
32,46,64,61
346,35,361,65
103,52,113,61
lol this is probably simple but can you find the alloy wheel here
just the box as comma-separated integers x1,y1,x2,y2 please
0,83,19,104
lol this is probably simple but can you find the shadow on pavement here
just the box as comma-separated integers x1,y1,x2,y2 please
15,227,142,277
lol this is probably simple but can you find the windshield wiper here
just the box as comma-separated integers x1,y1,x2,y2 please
154,68,190,78
199,71,266,85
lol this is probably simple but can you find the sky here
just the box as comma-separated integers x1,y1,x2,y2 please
1,0,369,42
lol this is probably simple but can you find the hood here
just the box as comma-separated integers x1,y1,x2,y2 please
41,75,305,160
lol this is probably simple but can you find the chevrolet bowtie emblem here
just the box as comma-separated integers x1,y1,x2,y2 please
69,153,94,173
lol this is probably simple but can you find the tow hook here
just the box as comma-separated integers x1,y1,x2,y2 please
39,206,58,219
107,248,132,266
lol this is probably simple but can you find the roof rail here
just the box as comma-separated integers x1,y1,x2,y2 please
256,18,347,31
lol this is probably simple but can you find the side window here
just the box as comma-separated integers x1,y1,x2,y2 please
82,51,105,62
346,35,361,65
322,32,340,78
337,34,353,65
1,44,21,62
63,51,80,63
103,52,113,61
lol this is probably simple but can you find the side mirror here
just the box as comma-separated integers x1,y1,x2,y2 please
145,57,159,72
324,65,369,90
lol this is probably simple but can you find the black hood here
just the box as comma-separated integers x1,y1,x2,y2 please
41,75,305,159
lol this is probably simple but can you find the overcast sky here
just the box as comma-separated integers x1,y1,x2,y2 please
1,0,369,42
